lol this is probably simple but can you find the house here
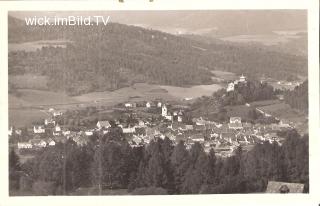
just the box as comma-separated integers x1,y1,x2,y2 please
165,113,173,121
157,102,162,108
18,142,33,149
228,122,243,130
29,139,47,148
194,125,206,131
279,119,291,128
96,121,111,129
125,103,133,107
146,102,151,108
53,111,63,117
146,127,160,138
125,102,136,108
62,130,71,136
33,125,45,134
242,122,252,129
46,138,56,146
135,127,146,136
44,119,55,126
177,116,183,122
8,127,13,136
15,129,22,136
138,120,145,127
85,131,93,136
227,82,235,92
55,124,61,132
73,135,88,146
266,181,304,193
122,127,136,134
230,117,241,124
190,133,205,142
185,125,194,131
53,136,67,144
132,136,142,144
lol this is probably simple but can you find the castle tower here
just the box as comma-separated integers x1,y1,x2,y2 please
239,74,246,82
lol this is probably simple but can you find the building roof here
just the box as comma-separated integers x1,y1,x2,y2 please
29,139,45,145
97,121,111,128
266,181,304,193
228,123,243,129
230,117,241,123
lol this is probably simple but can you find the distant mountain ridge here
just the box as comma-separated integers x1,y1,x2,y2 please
8,16,307,96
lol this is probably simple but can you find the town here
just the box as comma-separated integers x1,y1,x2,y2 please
9,75,299,159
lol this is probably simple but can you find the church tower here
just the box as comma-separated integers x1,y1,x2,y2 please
162,104,167,117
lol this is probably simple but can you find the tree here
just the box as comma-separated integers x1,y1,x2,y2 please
9,149,20,190
170,141,190,193
144,140,169,189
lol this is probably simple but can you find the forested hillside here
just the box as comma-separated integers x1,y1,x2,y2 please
284,80,308,113
9,16,307,95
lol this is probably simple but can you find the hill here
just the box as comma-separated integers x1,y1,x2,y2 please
8,16,307,96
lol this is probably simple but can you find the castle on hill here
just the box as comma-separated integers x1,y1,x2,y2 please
227,74,247,92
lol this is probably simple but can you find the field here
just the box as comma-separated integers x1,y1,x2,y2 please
257,102,308,134
9,89,79,108
9,83,223,127
160,84,222,100
9,109,49,127
9,89,79,127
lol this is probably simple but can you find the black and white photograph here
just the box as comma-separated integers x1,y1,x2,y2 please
7,9,311,198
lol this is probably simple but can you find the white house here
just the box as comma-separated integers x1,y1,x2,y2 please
122,127,136,134
44,119,55,126
18,142,33,149
125,103,132,107
15,129,22,135
165,112,173,121
146,102,151,108
30,139,47,148
62,130,71,136
85,131,93,136
55,124,61,132
157,102,162,108
177,116,183,122
227,82,235,92
47,138,56,146
230,117,242,124
96,121,111,129
53,111,63,117
279,119,291,128
228,117,243,130
33,126,45,134
162,104,168,117
8,127,13,136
